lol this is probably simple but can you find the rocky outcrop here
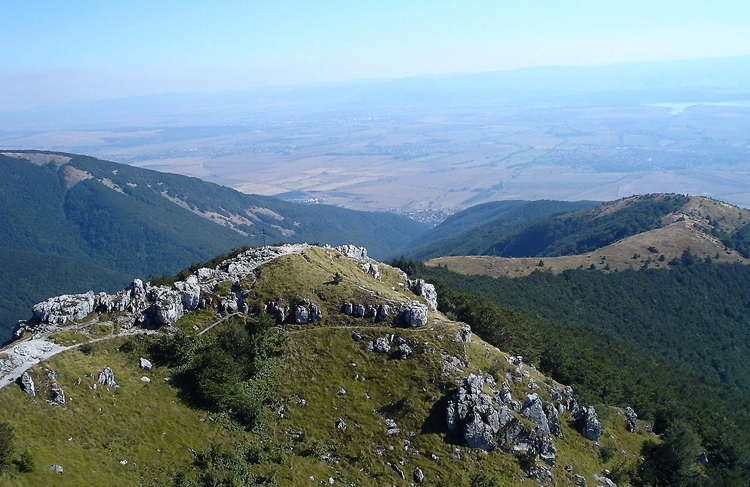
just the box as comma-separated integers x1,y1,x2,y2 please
455,324,472,342
522,394,550,436
335,244,368,261
293,299,322,324
447,374,506,450
594,474,618,487
361,261,381,280
18,371,35,396
376,304,390,323
32,291,96,325
624,407,637,433
409,279,438,312
404,301,429,327
49,385,65,405
576,406,602,441
413,467,425,483
98,367,118,388
17,244,309,336
368,337,391,353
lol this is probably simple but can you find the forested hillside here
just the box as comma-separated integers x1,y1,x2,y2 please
0,151,426,340
403,199,597,260
394,257,750,484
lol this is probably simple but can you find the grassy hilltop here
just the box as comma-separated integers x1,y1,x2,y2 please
0,246,652,486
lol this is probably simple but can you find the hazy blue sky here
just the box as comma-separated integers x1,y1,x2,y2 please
2,0,749,110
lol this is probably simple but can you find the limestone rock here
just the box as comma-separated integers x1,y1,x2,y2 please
594,474,617,487
335,418,347,430
351,330,362,342
33,291,96,325
455,324,472,342
49,386,65,404
375,304,390,323
50,464,64,474
414,466,425,483
98,367,118,388
397,343,412,360
404,301,429,327
370,337,391,353
522,393,550,436
335,245,368,261
385,418,400,435
546,404,563,438
388,462,406,480
18,372,35,396
578,406,602,441
139,358,152,370
152,288,185,326
410,279,438,312
624,407,638,433
353,304,365,318
294,304,309,324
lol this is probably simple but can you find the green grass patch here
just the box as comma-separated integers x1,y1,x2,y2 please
48,331,90,347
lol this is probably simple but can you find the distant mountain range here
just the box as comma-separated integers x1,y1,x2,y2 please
0,150,426,339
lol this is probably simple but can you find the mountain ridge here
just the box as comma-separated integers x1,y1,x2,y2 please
0,150,427,340
0,244,655,486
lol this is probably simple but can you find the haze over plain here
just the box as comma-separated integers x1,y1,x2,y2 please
2,1,750,216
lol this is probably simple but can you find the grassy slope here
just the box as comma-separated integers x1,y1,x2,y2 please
426,195,750,277
0,247,651,486
0,337,240,487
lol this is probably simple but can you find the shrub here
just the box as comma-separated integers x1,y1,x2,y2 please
0,422,14,471
16,450,35,473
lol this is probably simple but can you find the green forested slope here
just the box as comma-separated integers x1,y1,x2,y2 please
0,151,427,339
0,247,130,340
394,257,750,484
404,199,598,259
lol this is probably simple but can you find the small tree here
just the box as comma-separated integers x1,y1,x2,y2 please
332,271,343,285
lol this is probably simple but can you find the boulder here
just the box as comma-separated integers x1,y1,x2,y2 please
414,466,425,483
49,465,64,474
18,372,35,396
410,279,438,312
49,386,65,404
522,394,550,436
98,367,118,388
577,406,602,441
404,301,429,327
139,358,153,370
335,418,347,430
375,304,390,323
624,407,637,433
343,303,353,316
397,343,412,359
351,330,362,342
370,337,391,353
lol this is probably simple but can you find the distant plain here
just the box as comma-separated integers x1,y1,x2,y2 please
3,57,750,219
